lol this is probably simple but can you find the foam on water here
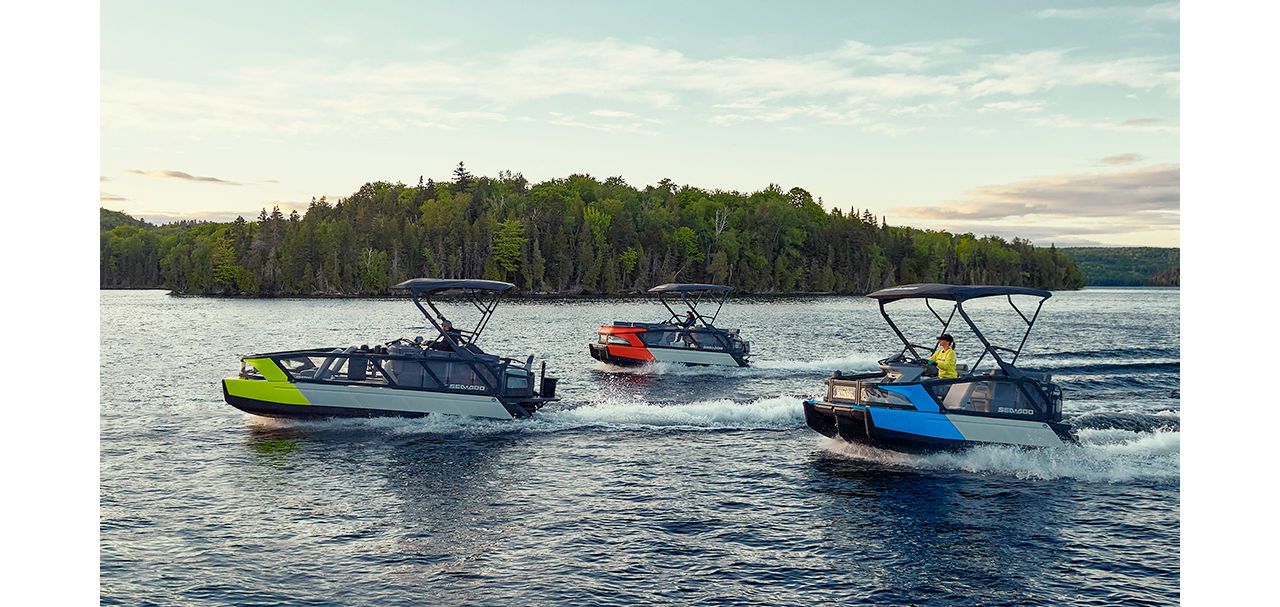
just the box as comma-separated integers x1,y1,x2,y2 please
819,428,1179,483
750,355,882,372
591,354,881,376
548,394,805,429
243,394,808,437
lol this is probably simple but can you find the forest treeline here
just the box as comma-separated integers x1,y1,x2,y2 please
1056,247,1179,286
100,165,1086,296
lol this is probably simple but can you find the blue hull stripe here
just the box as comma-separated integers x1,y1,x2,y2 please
867,407,965,441
879,384,941,412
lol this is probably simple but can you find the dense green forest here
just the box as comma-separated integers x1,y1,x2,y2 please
101,165,1085,296
1057,247,1179,286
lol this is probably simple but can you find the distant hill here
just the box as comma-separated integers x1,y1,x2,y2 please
101,208,155,231
99,169,1086,295
1056,247,1179,286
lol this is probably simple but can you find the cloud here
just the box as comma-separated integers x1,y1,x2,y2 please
1023,113,1178,134
710,104,866,126
126,169,242,185
830,38,981,71
965,50,1178,98
888,164,1180,243
1103,118,1177,134
102,38,1177,138
980,100,1045,113
589,109,637,118
100,192,127,202
546,112,656,135
1037,2,1179,22
1098,153,1145,166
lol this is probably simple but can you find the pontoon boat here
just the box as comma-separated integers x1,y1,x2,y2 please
588,283,750,367
803,284,1074,450
222,279,559,419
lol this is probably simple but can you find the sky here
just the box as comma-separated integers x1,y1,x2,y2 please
100,0,1179,246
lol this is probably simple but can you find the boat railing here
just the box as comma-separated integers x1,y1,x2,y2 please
824,373,1059,421
242,347,536,397
648,326,745,352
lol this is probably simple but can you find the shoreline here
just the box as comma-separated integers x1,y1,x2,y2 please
98,285,1177,300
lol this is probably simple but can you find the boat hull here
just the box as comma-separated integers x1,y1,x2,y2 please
588,342,747,367
803,399,1074,451
223,378,534,420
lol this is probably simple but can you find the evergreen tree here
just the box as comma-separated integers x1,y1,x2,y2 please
99,169,1091,296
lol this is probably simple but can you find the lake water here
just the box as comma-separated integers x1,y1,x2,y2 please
100,288,1179,606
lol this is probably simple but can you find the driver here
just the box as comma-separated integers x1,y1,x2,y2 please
925,334,958,378
429,319,463,351
678,311,699,348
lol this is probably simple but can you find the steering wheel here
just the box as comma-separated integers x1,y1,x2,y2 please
906,344,937,363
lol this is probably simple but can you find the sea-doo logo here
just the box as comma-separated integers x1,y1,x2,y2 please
449,384,486,391
997,407,1035,415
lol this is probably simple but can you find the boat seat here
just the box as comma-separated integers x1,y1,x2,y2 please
942,383,976,410
316,346,356,380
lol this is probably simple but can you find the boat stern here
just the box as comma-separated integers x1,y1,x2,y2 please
588,325,655,366
803,399,872,443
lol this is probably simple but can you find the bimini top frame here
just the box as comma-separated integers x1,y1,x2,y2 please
392,278,515,353
867,283,1052,377
647,283,734,328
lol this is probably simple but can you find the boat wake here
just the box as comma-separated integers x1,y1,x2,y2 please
818,427,1179,483
750,355,882,373
589,355,881,376
245,394,808,436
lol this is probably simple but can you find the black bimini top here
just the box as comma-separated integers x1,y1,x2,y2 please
647,283,733,294
869,283,1051,303
392,278,515,295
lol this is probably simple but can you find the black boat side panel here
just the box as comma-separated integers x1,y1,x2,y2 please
222,382,542,419
225,391,429,419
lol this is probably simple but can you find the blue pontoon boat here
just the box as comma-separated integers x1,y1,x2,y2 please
803,283,1074,450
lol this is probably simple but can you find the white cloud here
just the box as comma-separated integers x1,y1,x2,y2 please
830,38,981,71
709,104,866,127
980,100,1045,113
547,113,656,135
966,50,1178,98
102,38,1178,139
1037,2,1179,22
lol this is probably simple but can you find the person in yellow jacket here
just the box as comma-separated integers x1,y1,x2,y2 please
926,334,958,378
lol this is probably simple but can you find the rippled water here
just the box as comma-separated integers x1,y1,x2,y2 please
100,288,1179,606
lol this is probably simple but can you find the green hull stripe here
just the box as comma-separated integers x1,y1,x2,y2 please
224,378,311,406
245,358,289,382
